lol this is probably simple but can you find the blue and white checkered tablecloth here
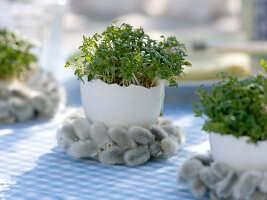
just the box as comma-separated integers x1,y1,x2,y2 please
0,103,209,200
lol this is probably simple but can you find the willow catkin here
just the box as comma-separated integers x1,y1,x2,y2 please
150,141,162,158
259,172,267,193
199,167,220,189
150,124,168,141
8,96,34,122
108,127,136,149
0,100,10,119
99,146,125,165
69,140,97,158
178,159,204,182
30,91,52,116
249,192,266,200
90,122,111,149
214,171,237,199
128,126,155,145
124,145,150,166
57,121,78,147
73,118,91,140
157,117,172,126
161,138,178,158
189,177,207,197
232,171,261,200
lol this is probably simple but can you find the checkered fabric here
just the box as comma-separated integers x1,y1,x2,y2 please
0,104,209,200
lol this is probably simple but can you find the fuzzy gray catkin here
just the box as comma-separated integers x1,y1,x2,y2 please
124,145,150,166
161,138,178,158
67,109,85,121
0,100,10,119
99,146,125,165
72,118,91,141
150,125,168,141
108,127,136,149
90,122,111,149
8,97,34,122
57,121,78,147
129,126,155,145
69,140,97,158
232,171,261,200
249,192,266,200
199,167,220,189
178,159,204,182
209,190,219,200
215,172,237,199
259,172,267,193
161,124,185,144
161,124,177,136
30,92,51,116
150,141,162,158
157,117,172,126
189,177,207,197
211,162,233,180
190,154,212,166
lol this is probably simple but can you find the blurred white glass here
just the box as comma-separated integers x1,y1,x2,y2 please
0,0,70,71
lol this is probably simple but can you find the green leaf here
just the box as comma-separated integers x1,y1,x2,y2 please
261,59,267,73
0,29,37,80
193,63,267,143
65,21,190,88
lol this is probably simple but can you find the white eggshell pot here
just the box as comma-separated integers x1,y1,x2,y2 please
80,79,164,128
209,132,267,170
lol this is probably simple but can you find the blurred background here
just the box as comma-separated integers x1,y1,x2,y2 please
1,0,267,106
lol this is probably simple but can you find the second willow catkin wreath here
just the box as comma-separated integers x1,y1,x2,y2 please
0,29,66,124
57,110,185,166
178,153,267,200
0,71,66,124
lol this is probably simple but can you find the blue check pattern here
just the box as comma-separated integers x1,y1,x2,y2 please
0,104,209,200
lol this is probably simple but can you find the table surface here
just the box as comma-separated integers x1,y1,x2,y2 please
0,80,210,200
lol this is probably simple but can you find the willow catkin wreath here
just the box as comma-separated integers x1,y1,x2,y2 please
57,110,185,166
0,71,66,124
178,153,267,200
